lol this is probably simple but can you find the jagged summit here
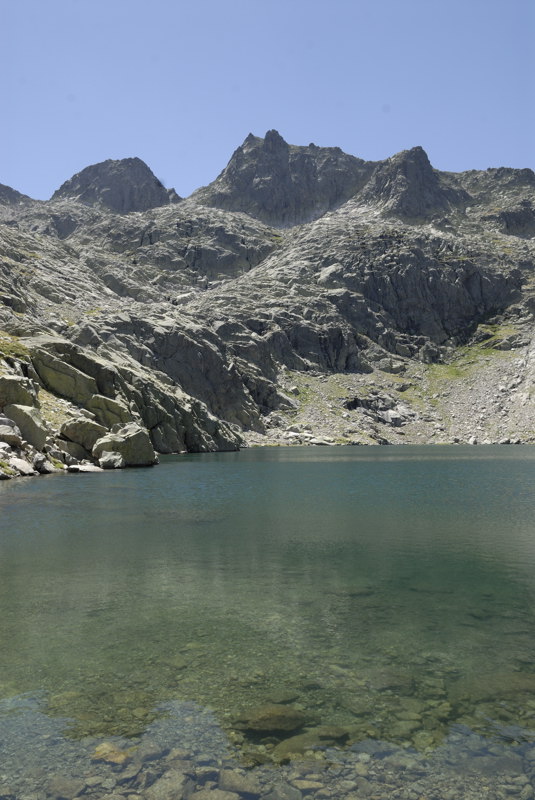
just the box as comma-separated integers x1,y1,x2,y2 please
51,157,181,213
191,130,375,226
357,146,470,219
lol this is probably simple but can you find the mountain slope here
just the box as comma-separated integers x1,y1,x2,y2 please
0,132,534,476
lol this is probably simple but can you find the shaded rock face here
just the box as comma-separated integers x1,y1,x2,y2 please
0,183,33,206
192,130,375,226
51,157,181,213
358,146,469,219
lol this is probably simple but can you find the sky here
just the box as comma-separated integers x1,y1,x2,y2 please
1,0,534,200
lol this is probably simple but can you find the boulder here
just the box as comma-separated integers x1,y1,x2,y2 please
0,375,38,409
67,463,103,473
144,769,190,800
87,394,133,427
92,422,157,466
98,450,125,469
60,417,108,451
32,453,62,474
8,456,38,476
31,349,97,403
0,420,23,447
57,439,90,461
234,704,307,733
3,404,48,450
272,725,351,761
218,770,261,796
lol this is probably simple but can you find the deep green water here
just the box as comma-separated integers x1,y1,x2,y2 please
1,445,535,761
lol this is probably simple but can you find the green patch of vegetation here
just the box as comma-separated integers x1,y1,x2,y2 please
0,461,16,476
424,323,518,397
0,331,31,362
427,362,468,381
398,385,427,413
49,457,65,470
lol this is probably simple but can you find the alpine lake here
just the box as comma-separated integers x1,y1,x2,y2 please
1,444,535,799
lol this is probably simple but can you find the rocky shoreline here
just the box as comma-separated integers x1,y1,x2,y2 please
3,697,535,800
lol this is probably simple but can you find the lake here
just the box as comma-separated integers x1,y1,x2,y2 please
1,445,535,798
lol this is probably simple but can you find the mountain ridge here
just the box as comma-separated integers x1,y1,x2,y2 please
0,130,534,477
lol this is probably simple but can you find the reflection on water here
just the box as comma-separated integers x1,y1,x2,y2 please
1,445,535,796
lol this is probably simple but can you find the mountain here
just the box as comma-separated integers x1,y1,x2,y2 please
191,129,375,225
0,131,534,476
51,157,181,213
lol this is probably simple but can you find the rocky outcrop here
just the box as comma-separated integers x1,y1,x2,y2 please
32,347,99,404
192,130,375,226
0,375,39,408
357,146,470,219
23,336,242,454
3,404,48,450
51,157,181,213
92,422,157,467
60,417,108,451
0,416,23,447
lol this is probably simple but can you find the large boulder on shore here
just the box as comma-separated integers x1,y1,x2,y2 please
92,422,157,466
60,417,108,451
0,416,23,447
0,375,38,409
3,404,48,450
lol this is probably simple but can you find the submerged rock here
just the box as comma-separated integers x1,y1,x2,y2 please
272,725,351,761
91,741,130,764
234,703,307,733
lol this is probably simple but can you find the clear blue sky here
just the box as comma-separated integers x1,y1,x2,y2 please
2,0,533,200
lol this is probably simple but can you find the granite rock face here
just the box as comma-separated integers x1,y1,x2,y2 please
92,422,157,466
51,157,181,213
357,145,470,219
1,129,534,463
192,130,375,226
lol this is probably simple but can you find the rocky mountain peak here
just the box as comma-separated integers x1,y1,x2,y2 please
358,145,469,219
263,128,289,153
51,157,181,213
191,130,375,226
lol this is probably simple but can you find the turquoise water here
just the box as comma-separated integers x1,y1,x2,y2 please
1,445,535,771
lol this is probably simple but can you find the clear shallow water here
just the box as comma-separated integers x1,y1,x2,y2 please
1,445,535,793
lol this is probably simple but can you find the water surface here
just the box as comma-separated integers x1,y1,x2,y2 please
1,445,535,792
